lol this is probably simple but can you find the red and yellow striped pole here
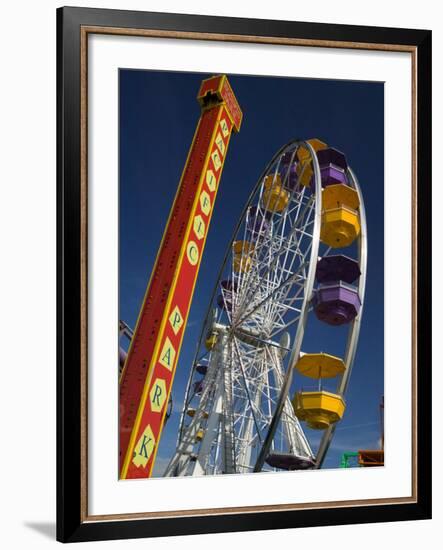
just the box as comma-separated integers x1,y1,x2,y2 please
119,75,242,479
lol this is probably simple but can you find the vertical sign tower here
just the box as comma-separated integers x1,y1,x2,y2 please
119,75,242,479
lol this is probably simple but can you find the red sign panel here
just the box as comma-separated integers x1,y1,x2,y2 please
220,77,243,132
197,75,242,132
120,92,239,479
197,75,223,101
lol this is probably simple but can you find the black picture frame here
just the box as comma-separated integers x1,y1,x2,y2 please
57,6,432,543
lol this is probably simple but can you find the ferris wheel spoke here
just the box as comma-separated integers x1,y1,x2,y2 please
234,246,311,328
267,235,315,325
236,206,312,316
231,336,265,445
235,199,316,319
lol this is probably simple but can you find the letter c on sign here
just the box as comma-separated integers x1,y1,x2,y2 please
186,241,199,266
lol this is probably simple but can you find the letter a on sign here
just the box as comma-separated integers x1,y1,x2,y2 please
158,337,176,371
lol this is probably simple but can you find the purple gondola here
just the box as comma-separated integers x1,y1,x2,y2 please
313,282,361,325
265,451,316,470
247,206,271,235
280,162,299,190
217,294,232,311
193,380,204,395
311,147,349,188
316,255,361,285
317,147,347,169
280,150,296,166
218,280,235,312
221,279,237,292
196,364,208,375
279,150,299,190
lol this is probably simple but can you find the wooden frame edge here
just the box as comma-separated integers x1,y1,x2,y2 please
81,25,417,53
56,7,431,541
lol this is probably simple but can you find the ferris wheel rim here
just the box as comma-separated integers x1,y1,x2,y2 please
252,139,323,472
314,167,368,468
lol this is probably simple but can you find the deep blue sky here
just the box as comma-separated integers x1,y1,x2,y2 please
119,69,384,476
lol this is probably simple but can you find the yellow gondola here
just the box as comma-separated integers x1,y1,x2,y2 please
293,390,345,430
297,138,328,163
205,332,218,350
294,352,346,379
262,184,289,213
195,429,205,442
322,184,360,210
233,254,252,273
233,240,255,255
187,408,209,419
321,205,360,248
296,139,328,187
264,173,282,189
233,240,254,272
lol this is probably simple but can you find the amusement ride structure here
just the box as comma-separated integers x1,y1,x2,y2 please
119,74,368,479
165,137,367,476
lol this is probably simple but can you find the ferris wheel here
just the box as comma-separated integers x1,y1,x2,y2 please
164,138,367,477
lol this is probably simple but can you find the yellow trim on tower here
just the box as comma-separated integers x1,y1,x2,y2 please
146,106,235,477
121,105,230,479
